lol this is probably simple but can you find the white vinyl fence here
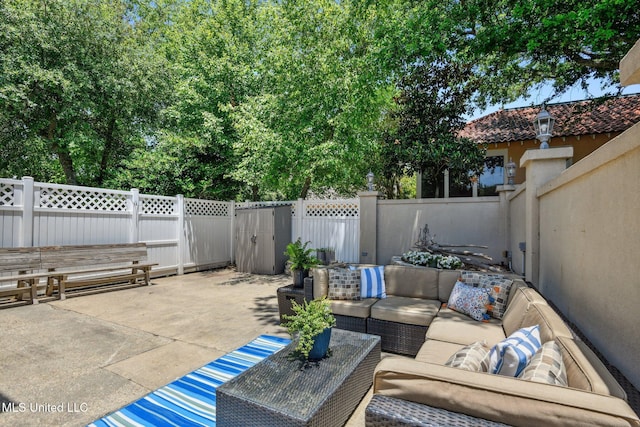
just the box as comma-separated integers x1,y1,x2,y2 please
235,198,361,263
295,199,360,263
1,178,361,276
0,177,233,276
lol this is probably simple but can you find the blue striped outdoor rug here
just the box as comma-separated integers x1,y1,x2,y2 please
88,335,290,427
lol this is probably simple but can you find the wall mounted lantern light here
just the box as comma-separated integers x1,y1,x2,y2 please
366,171,375,191
506,157,517,185
533,106,555,149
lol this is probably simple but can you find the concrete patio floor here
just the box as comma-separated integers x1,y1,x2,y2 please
0,268,376,426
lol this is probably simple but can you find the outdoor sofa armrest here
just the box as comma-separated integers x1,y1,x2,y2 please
303,275,314,301
373,357,640,427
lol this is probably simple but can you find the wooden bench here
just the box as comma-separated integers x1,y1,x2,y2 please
42,243,156,300
0,247,42,307
0,243,156,306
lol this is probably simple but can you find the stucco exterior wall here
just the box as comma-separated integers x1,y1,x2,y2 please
508,185,526,276
376,198,504,266
537,122,640,390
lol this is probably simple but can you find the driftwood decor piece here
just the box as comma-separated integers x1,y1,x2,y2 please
413,224,502,272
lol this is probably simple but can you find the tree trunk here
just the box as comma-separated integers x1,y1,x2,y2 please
96,118,116,186
299,176,312,199
56,149,77,185
251,185,259,201
47,115,77,185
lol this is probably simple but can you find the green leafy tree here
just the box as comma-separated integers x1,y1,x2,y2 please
373,0,640,108
381,59,486,198
0,0,170,186
230,0,386,200
111,0,266,199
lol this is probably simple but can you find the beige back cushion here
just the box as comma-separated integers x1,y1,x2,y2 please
507,300,574,342
505,278,528,306
502,286,553,336
312,268,329,299
556,336,627,399
384,265,439,299
437,269,462,302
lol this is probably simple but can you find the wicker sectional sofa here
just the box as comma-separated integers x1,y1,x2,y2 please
311,264,504,356
309,264,640,426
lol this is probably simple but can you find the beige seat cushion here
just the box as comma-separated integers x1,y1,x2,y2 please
369,296,441,326
426,311,506,347
330,298,377,318
415,339,465,365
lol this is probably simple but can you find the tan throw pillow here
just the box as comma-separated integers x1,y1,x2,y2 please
328,268,361,300
518,340,568,386
444,341,491,372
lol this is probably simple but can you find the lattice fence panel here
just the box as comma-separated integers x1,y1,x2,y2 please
141,196,176,215
0,183,14,206
243,201,295,216
250,201,293,208
39,186,128,211
304,200,359,218
185,199,229,216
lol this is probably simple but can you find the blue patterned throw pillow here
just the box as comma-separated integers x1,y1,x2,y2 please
360,265,386,298
447,281,493,322
489,325,542,377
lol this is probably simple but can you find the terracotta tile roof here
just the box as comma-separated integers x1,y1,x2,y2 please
459,94,640,144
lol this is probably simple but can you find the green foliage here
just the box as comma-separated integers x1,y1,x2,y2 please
226,0,386,200
284,238,320,271
282,298,336,360
0,0,170,186
380,60,486,198
105,132,240,199
374,0,640,107
4,0,637,200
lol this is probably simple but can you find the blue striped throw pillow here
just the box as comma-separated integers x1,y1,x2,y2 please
360,266,386,298
489,325,541,377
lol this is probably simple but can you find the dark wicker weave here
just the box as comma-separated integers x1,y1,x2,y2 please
217,329,381,427
277,285,306,323
303,275,368,333
366,317,427,356
365,395,510,427
335,314,367,333
303,276,314,301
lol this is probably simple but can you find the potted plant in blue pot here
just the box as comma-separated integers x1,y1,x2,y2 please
285,238,319,287
282,298,336,361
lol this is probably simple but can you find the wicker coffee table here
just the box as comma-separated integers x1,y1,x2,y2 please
217,329,381,427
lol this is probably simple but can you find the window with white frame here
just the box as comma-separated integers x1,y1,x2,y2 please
419,150,506,198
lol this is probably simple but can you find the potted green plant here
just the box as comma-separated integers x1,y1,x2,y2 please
282,298,336,360
316,247,336,265
284,238,319,287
